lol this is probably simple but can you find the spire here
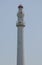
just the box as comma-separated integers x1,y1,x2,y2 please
17,5,24,22
16,5,25,27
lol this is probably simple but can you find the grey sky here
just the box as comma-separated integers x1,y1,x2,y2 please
0,0,42,65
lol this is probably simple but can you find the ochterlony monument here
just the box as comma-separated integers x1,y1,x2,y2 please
16,5,25,65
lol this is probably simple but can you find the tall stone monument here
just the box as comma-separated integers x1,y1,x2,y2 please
16,5,25,65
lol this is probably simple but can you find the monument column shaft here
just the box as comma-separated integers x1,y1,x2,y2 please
17,27,24,65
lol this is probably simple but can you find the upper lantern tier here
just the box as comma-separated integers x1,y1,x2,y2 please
17,5,24,23
16,5,25,27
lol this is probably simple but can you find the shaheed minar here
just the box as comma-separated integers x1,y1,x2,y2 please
16,5,25,65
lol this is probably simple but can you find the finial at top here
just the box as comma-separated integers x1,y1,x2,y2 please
18,5,23,8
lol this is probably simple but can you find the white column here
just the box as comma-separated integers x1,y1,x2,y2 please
17,27,24,65
16,5,25,65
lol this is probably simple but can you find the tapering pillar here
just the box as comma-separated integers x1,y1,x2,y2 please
16,5,25,65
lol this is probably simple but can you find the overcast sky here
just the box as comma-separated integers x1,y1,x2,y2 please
0,0,42,65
